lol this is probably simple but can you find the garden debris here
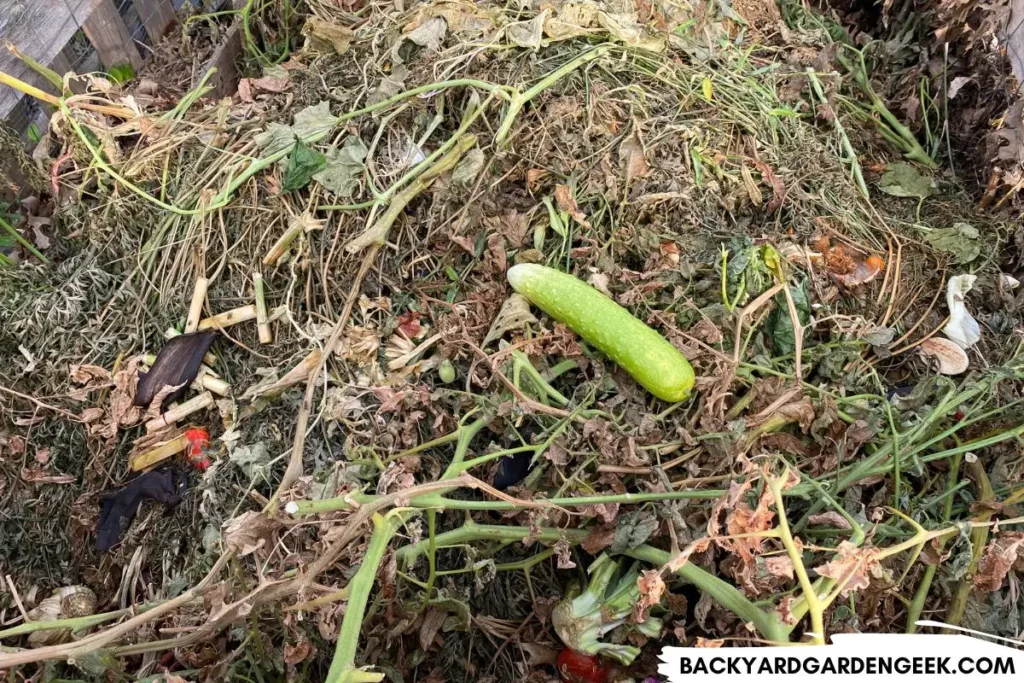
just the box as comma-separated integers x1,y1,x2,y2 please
95,468,187,551
918,337,970,376
24,586,97,647
3,0,1024,678
943,274,982,349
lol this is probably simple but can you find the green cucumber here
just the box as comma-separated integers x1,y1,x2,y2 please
506,264,695,402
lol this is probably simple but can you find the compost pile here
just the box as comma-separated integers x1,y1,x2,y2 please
3,0,1024,680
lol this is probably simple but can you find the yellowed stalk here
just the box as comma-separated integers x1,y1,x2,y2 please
198,304,257,331
130,434,190,471
185,277,209,333
145,392,214,433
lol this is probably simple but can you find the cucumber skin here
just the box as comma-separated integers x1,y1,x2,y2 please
507,264,695,402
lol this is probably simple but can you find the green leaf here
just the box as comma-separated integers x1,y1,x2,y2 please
878,162,934,199
921,223,980,264
282,139,326,193
107,63,135,85
313,136,368,198
610,511,659,554
766,279,811,355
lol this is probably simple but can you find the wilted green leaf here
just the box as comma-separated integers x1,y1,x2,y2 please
254,101,336,155
282,139,326,193
921,223,980,264
313,136,368,197
610,511,659,554
878,162,934,199
766,280,811,355
451,147,485,186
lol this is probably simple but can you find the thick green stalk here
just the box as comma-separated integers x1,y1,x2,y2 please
325,512,402,683
0,215,49,264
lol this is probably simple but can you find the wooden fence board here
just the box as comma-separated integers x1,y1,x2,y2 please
134,0,177,44
0,0,104,118
82,0,144,70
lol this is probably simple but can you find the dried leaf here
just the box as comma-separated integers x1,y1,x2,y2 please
483,293,538,346
974,532,1024,592
70,364,110,385
554,539,576,569
633,570,666,622
764,555,794,579
21,467,75,484
695,637,724,648
222,511,277,557
34,447,50,464
451,147,485,186
554,184,591,228
619,133,649,186
419,606,447,650
581,526,615,554
284,640,313,665
807,511,853,530
406,17,448,51
611,511,659,554
303,17,355,54
505,11,547,49
814,541,883,596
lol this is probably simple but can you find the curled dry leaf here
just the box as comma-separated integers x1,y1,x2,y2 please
813,541,883,596
973,532,1024,592
554,539,576,569
807,511,853,530
918,337,969,375
695,637,725,648
222,511,278,557
633,569,666,622
21,467,76,484
554,184,591,228
70,364,110,386
764,555,795,579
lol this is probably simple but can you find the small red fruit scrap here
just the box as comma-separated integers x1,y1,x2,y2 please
558,648,611,683
184,427,211,471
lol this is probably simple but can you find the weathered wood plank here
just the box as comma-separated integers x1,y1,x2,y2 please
200,20,243,99
134,0,177,44
82,0,144,70
0,0,104,119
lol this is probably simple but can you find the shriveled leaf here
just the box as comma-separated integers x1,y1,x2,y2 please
619,133,649,186
282,139,326,193
974,532,1024,592
222,511,278,557
406,17,448,51
70,364,110,385
451,147,485,186
21,467,75,484
314,136,368,198
419,606,447,650
878,162,934,199
922,223,980,264
505,11,547,49
633,570,666,622
581,526,615,554
554,184,590,228
695,637,725,648
483,293,538,345
814,541,883,596
610,510,659,554
284,640,313,665
553,539,576,569
807,511,853,530
303,17,355,54
764,555,795,579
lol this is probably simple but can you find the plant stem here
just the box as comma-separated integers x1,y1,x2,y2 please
0,215,49,264
325,513,401,683
906,453,961,633
395,523,788,643
944,459,993,630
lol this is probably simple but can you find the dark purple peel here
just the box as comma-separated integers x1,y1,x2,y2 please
134,330,217,410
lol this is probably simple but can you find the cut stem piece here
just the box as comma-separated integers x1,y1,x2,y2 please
184,277,209,333
145,392,215,433
198,304,257,331
254,271,272,344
